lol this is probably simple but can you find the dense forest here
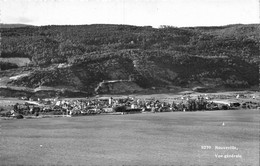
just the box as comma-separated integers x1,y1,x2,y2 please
0,24,259,95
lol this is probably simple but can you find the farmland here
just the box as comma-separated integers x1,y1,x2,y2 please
1,109,259,165
0,58,31,67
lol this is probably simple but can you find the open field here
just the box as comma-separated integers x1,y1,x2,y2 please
1,109,259,165
0,58,31,67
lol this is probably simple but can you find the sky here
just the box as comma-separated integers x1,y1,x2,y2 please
0,0,259,27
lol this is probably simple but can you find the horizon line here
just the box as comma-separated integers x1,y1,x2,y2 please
1,22,259,29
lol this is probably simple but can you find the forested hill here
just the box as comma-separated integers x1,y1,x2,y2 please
0,23,33,29
0,24,259,95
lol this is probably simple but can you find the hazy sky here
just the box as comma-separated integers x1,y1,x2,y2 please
1,0,259,27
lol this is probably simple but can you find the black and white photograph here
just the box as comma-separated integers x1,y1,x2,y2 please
0,0,259,165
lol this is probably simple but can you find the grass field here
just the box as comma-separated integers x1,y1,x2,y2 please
0,58,31,67
1,110,259,165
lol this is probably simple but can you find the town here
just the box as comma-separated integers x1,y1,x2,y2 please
1,91,259,119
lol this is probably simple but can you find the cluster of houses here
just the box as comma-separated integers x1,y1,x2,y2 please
1,93,259,118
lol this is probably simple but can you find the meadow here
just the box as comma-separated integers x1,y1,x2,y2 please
0,58,31,67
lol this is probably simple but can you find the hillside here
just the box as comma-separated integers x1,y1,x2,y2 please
0,24,259,96
0,23,33,29
95,80,143,94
